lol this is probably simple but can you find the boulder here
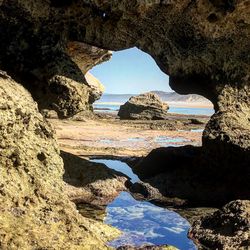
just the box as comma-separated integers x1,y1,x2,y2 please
190,118,205,125
42,74,91,118
189,200,250,250
118,92,169,120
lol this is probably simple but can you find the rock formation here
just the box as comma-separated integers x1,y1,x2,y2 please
85,72,105,103
133,144,250,207
62,151,131,206
0,0,248,166
0,71,119,249
0,0,248,170
189,200,250,250
0,11,110,119
67,41,110,103
0,0,249,248
118,92,169,120
66,41,112,75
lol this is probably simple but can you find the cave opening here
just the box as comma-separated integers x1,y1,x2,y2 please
0,1,249,249
58,47,215,249
91,47,214,115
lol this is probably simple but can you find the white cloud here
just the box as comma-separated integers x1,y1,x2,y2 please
164,226,186,234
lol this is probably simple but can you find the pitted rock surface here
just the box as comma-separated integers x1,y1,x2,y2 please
62,151,130,206
0,72,119,249
189,200,250,250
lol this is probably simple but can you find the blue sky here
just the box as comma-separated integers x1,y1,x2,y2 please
90,47,171,94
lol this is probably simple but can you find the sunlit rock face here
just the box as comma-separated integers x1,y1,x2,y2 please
67,41,110,103
0,71,119,249
85,72,105,103
67,41,112,75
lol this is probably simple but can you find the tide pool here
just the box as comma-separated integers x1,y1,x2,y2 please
91,159,197,250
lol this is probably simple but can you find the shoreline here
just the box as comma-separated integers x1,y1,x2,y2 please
95,101,214,109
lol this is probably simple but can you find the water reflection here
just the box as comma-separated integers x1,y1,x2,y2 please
190,129,204,133
89,159,197,249
154,136,189,147
107,192,196,250
92,159,139,183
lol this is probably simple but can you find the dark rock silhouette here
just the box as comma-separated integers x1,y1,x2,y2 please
132,145,250,207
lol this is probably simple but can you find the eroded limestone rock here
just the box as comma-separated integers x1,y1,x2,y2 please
67,42,110,104
0,0,249,155
189,200,250,250
118,93,169,120
45,74,91,118
67,41,112,75
133,144,250,207
85,72,105,103
0,72,119,249
62,151,131,206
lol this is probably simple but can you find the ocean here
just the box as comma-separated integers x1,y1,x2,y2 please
94,103,214,116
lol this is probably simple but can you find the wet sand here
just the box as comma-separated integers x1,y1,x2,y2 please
50,112,208,158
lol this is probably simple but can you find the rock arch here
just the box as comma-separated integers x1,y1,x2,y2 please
0,0,249,248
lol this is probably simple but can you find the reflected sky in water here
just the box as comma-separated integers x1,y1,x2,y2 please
92,159,139,183
106,192,196,250
92,160,197,249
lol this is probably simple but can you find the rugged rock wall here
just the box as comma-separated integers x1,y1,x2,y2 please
189,200,250,249
0,0,249,142
0,71,119,249
0,2,111,118
0,0,249,248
